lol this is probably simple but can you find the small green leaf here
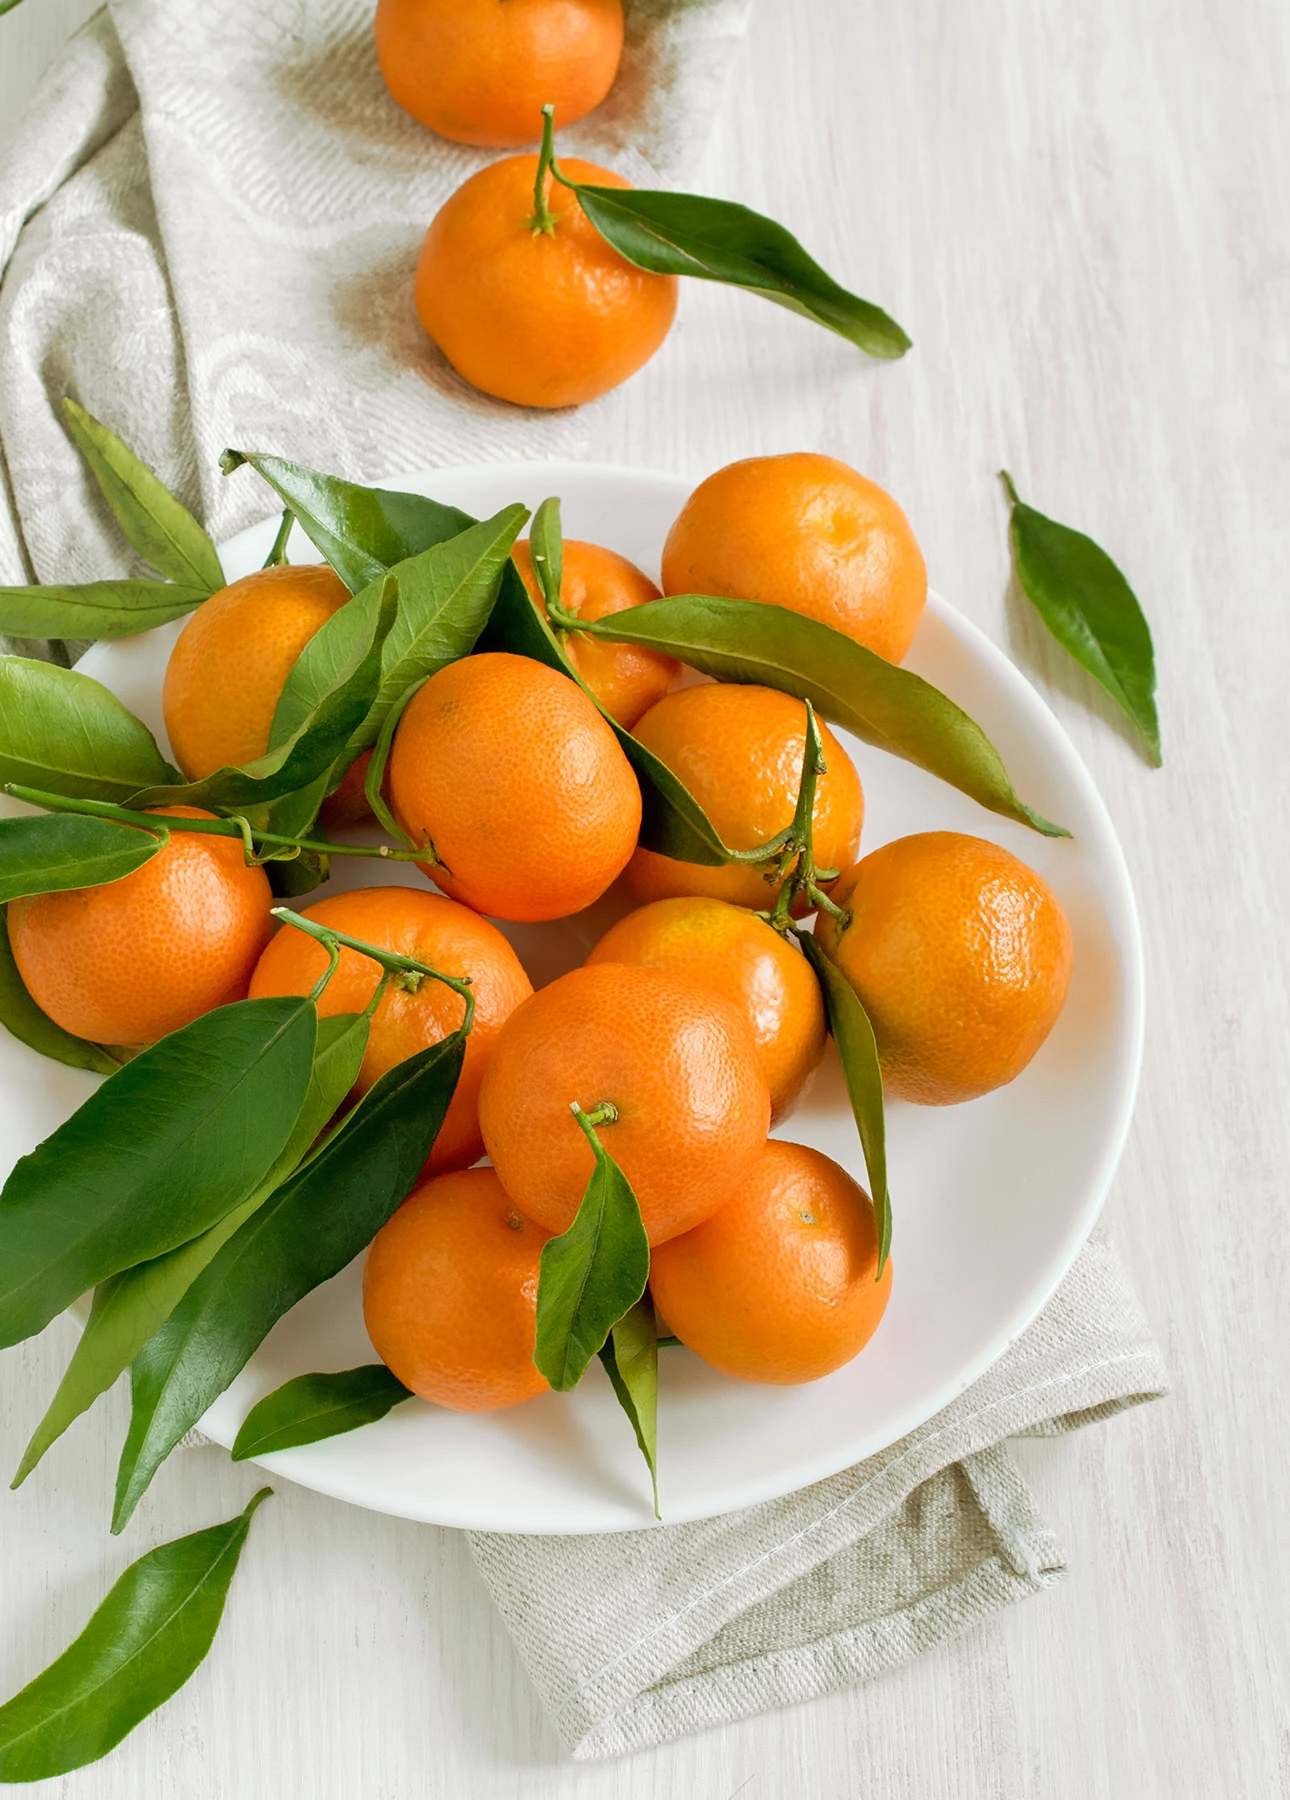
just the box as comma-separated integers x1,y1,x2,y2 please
63,399,224,592
114,1031,464,1530
0,813,164,905
800,933,891,1272
581,594,1068,838
567,183,911,360
0,581,207,641
0,906,125,1074
11,1014,368,1486
221,451,474,592
0,1488,270,1782
0,657,177,802
534,1108,651,1393
0,998,318,1350
1001,472,1161,764
597,1295,659,1518
231,1365,412,1459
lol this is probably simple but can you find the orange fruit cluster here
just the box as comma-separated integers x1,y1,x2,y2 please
11,452,1074,1431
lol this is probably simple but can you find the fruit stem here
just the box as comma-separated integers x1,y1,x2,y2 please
271,907,476,1037
528,105,562,236
262,510,294,568
571,1099,619,1138
3,785,433,865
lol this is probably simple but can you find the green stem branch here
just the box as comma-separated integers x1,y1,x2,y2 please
262,510,294,568
528,104,561,236
272,908,475,1036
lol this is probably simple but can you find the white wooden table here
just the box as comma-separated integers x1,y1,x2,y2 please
2,2,1288,1794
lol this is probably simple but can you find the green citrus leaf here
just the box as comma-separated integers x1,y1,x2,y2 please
568,183,911,359
1002,472,1161,764
0,581,207,641
596,1295,659,1518
0,905,126,1074
11,1013,368,1487
220,451,474,592
0,997,318,1350
581,593,1068,838
231,1364,412,1460
534,1110,650,1393
63,399,224,592
0,656,177,802
800,932,891,1272
0,1489,270,1782
0,813,164,905
113,1030,464,1531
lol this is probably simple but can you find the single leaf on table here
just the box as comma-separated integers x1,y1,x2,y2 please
0,656,177,802
231,1364,412,1460
221,450,474,592
597,1294,659,1518
0,580,207,642
534,1110,651,1393
581,593,1069,838
63,398,224,593
0,997,317,1350
0,1488,270,1783
566,183,911,360
11,1013,368,1487
799,933,891,1272
114,1031,465,1531
1001,472,1161,764
0,906,126,1074
0,813,165,906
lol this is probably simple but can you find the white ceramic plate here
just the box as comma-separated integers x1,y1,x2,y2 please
0,461,1143,1533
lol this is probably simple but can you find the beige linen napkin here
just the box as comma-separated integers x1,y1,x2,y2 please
470,1228,1166,1759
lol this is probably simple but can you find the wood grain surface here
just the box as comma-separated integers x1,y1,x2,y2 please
2,1,1288,1794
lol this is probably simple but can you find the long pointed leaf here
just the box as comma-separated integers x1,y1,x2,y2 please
597,1296,659,1518
0,813,164,905
0,657,176,802
231,1365,412,1460
0,581,207,641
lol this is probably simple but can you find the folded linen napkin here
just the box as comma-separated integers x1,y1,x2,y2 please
469,1228,1167,1759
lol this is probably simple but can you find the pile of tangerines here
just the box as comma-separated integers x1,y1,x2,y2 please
9,452,1073,1414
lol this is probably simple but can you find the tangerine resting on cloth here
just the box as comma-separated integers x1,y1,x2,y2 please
585,896,827,1122
414,155,678,408
8,808,273,1047
648,1139,892,1385
512,537,679,728
387,651,641,923
162,562,351,780
363,1167,552,1411
815,831,1074,1105
247,886,532,1175
478,962,771,1246
625,683,864,911
661,452,928,664
375,0,624,148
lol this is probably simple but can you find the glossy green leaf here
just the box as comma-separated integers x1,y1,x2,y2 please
114,1031,464,1531
0,581,207,641
0,813,164,905
582,593,1068,837
597,1295,659,1518
220,451,474,592
64,399,224,593
11,1014,368,1486
800,933,891,1271
0,906,125,1074
128,576,397,815
0,657,177,802
1002,472,1161,764
567,183,910,359
0,1489,270,1782
534,1110,651,1392
231,1365,412,1459
0,997,317,1350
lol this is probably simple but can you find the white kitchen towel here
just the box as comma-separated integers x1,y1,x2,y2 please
0,0,752,609
469,1228,1166,1759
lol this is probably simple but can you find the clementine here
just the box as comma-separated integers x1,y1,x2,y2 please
661,453,928,664
8,808,273,1047
648,1139,891,1385
477,962,771,1246
815,831,1074,1105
